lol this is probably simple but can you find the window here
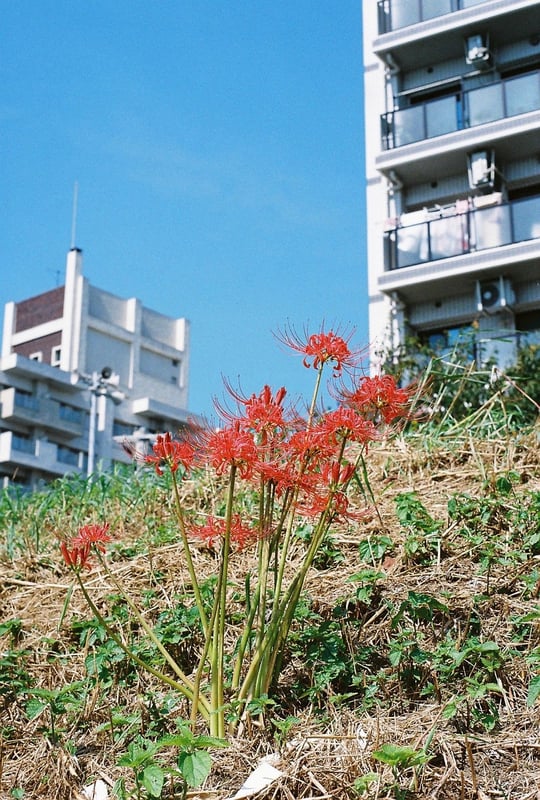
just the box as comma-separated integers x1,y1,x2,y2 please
51,346,62,367
29,351,43,362
57,445,80,467
516,310,540,347
419,324,477,359
113,420,135,437
12,434,35,454
14,390,39,411
59,403,83,425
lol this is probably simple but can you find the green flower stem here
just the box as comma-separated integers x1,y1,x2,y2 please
74,572,210,718
171,472,209,635
95,550,201,702
209,465,237,738
234,502,333,709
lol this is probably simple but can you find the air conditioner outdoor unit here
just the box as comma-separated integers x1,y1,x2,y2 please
476,277,515,313
465,34,491,65
468,150,495,190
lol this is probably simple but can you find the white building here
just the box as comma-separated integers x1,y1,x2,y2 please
0,248,192,488
363,0,540,366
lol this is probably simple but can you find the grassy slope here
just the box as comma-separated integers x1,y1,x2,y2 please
1,430,539,800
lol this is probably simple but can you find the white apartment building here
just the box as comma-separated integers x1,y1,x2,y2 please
363,0,540,366
0,248,192,488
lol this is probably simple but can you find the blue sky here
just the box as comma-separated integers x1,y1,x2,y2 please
1,1,366,419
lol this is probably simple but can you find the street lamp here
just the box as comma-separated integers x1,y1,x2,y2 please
84,367,124,476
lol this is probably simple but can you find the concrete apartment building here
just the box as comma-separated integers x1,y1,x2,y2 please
0,248,192,488
363,0,540,366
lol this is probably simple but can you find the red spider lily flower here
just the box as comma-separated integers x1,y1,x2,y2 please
314,407,378,446
341,374,412,423
72,523,111,553
276,325,361,376
244,385,287,434
144,432,196,476
297,488,354,522
319,460,356,489
191,514,258,551
286,427,334,463
60,540,92,570
203,422,258,479
216,383,289,447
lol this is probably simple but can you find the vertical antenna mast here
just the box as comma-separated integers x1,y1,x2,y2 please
70,181,79,249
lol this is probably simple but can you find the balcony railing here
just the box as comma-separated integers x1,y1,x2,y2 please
378,0,488,34
382,70,540,150
384,194,540,270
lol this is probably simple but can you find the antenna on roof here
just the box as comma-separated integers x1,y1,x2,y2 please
70,181,79,249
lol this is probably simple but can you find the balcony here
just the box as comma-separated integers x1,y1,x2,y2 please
384,194,540,270
382,70,540,150
0,387,85,437
0,431,85,476
373,2,535,74
378,0,487,34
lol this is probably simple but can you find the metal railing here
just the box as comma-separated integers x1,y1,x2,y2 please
378,0,488,34
384,194,540,270
381,69,540,150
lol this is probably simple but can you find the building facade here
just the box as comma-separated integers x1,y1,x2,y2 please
363,0,540,366
0,248,192,488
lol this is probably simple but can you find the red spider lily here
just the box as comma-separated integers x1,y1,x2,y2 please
60,540,92,570
318,460,356,489
341,374,412,423
255,456,314,496
72,523,111,553
314,407,378,446
144,432,196,476
276,325,361,376
243,385,287,434
298,488,354,521
286,427,334,463
191,514,258,550
203,422,258,479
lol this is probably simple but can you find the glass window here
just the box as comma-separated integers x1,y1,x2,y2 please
467,83,504,126
113,420,135,437
391,1,421,29
57,446,80,467
422,0,452,21
12,434,35,454
505,72,540,118
473,205,512,250
428,215,468,259
59,403,83,425
396,222,428,267
392,105,425,147
425,95,459,139
14,390,39,411
511,195,540,243
51,346,62,367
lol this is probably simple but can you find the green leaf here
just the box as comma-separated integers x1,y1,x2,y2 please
527,675,540,707
372,743,429,768
178,750,212,787
25,698,47,719
142,765,164,798
353,772,378,795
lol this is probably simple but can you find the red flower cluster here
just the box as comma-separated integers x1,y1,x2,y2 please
61,523,111,570
190,514,258,550
276,325,361,376
341,374,412,423
203,422,259,479
144,432,196,476
118,327,414,543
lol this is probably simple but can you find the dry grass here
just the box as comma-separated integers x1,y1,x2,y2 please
1,431,539,800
